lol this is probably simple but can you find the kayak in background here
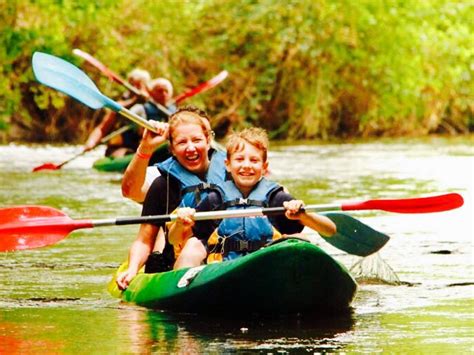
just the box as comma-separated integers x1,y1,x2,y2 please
109,238,357,314
93,143,170,173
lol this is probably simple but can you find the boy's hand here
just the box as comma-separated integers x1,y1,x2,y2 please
176,207,196,227
283,200,305,220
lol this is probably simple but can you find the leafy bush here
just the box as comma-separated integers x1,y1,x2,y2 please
0,0,472,143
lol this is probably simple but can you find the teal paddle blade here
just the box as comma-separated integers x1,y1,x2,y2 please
321,212,390,256
32,52,121,111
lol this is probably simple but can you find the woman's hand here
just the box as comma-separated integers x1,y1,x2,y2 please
283,200,305,220
116,268,137,290
138,120,169,154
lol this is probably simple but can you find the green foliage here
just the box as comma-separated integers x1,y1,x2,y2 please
0,0,472,143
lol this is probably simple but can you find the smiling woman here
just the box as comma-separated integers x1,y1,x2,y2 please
167,110,213,176
115,106,228,290
121,107,216,203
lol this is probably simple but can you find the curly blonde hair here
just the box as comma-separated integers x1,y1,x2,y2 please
168,106,213,145
226,127,269,162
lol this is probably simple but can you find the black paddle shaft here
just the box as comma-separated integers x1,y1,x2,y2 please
108,206,319,227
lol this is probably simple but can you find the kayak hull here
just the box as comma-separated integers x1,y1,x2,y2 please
115,239,357,314
92,154,134,172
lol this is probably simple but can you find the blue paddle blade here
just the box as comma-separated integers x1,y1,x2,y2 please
32,52,121,111
321,212,390,256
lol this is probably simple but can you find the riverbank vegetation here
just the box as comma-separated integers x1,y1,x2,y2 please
1,0,472,143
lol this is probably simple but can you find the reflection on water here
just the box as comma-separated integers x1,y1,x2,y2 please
343,298,474,353
117,307,356,353
0,320,65,353
0,137,472,352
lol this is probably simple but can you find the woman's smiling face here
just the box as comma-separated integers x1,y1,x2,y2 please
170,122,210,175
225,141,268,197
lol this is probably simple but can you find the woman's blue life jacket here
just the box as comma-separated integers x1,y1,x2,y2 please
213,178,282,260
157,150,227,208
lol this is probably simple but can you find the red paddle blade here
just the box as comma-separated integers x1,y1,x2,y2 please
73,49,141,96
342,193,464,213
73,49,121,83
174,70,228,104
32,163,61,172
0,206,93,252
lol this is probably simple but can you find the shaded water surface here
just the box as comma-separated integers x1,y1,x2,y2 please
0,137,472,353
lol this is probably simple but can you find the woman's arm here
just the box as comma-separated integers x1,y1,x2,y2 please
83,111,118,151
121,121,169,203
116,223,159,290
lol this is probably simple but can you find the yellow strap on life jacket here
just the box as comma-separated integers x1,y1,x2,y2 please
207,252,223,264
272,227,282,241
207,230,223,263
206,226,282,263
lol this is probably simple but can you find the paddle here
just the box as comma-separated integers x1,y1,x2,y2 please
0,206,385,255
171,70,229,105
73,49,228,106
72,49,171,116
338,193,464,213
0,193,463,253
32,125,132,172
72,49,142,95
32,52,160,132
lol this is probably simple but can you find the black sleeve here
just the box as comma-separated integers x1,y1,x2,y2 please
141,175,181,227
191,191,223,243
268,189,305,235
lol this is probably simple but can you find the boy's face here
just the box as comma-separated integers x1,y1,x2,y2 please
225,141,268,195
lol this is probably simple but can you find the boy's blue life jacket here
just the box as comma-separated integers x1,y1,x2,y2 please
213,178,282,260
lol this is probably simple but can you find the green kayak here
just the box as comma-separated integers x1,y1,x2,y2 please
93,154,134,172
93,143,170,173
109,238,357,314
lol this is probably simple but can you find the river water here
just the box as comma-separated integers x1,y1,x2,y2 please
0,136,472,353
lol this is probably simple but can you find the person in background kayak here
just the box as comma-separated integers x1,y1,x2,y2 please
168,127,337,269
83,68,150,156
84,74,176,159
116,106,227,290
124,78,177,164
